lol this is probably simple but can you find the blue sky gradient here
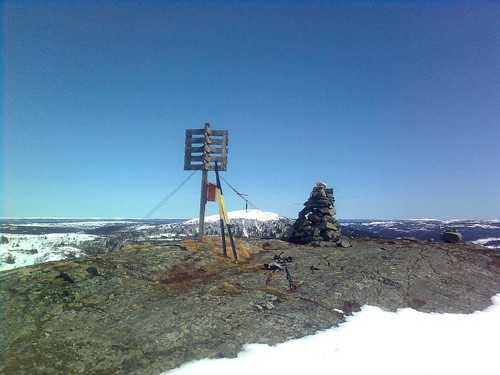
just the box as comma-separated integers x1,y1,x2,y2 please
2,1,499,219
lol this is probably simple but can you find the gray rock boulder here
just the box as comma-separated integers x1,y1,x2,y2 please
337,237,352,248
441,229,462,243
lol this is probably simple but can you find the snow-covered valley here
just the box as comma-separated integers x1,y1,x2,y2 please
1,233,97,271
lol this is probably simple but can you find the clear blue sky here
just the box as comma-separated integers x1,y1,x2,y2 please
1,1,499,219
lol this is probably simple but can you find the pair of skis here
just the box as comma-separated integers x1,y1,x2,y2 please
214,162,238,262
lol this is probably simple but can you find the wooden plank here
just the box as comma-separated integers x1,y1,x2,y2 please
186,129,205,136
186,155,225,163
185,145,212,154
221,132,228,170
185,138,211,145
185,136,205,144
209,162,227,171
186,155,225,162
185,147,223,156
211,130,227,136
185,152,224,160
185,146,204,154
209,156,225,162
184,161,227,171
186,128,227,138
186,155,210,162
184,163,203,170
184,163,212,170
209,147,223,155
209,138,225,145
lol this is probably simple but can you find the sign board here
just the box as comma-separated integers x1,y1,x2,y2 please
184,123,229,241
184,123,228,171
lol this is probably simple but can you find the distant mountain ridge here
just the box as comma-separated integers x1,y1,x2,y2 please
2,213,499,272
136,212,500,249
149,210,291,240
2,212,499,244
340,219,500,247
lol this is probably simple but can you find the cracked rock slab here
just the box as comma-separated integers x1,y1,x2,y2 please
1,238,500,374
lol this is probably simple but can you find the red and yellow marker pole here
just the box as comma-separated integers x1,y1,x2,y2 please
217,185,228,258
215,162,238,262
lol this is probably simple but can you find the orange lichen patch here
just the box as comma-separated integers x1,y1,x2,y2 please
122,243,153,252
160,263,222,285
51,260,75,271
208,281,245,296
229,263,265,275
178,239,214,252
149,261,225,298
262,242,274,250
177,237,261,263
262,286,295,301
239,263,265,272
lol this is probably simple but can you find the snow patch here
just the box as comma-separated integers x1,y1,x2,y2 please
466,224,499,229
472,237,500,248
361,221,399,226
163,292,500,375
472,237,500,245
1,233,97,271
5,220,135,229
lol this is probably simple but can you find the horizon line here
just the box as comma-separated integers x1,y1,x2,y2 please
1,216,499,222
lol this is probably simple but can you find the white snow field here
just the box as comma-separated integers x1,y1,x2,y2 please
1,233,97,271
185,209,281,224
164,292,500,375
472,237,500,249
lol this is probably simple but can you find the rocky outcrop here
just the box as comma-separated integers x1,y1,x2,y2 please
1,238,500,374
286,182,342,244
441,229,463,243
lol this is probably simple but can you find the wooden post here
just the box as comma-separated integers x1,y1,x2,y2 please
198,169,208,242
184,123,228,242
198,123,211,242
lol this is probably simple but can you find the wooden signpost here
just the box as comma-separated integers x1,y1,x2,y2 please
184,123,229,242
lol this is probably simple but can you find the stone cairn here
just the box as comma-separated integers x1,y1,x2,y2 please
287,182,342,244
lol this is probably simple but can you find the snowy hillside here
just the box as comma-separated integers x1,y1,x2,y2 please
1,233,97,271
155,210,291,239
185,209,281,224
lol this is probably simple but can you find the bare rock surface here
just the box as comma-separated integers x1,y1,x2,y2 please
2,238,500,374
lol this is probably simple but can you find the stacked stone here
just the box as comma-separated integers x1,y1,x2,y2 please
288,182,341,244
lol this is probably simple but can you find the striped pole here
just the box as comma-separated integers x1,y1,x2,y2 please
215,162,238,262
